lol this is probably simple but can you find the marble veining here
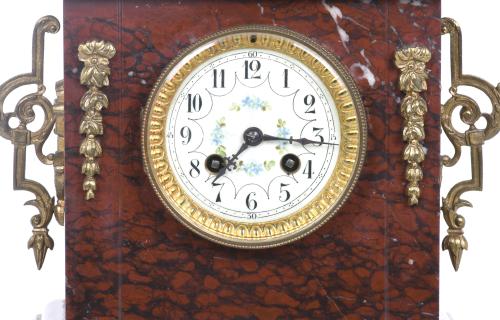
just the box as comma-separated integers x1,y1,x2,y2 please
64,1,441,319
322,0,350,52
351,62,376,88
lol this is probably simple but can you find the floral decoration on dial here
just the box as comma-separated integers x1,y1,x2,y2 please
142,26,366,248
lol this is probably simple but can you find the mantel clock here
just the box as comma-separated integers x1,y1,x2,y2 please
142,26,367,248
2,1,464,319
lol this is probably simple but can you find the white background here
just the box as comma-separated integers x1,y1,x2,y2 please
0,1,498,319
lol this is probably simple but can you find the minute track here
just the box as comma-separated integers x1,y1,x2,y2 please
164,45,340,223
143,26,366,246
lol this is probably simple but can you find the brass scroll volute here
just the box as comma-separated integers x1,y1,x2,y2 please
441,17,500,271
0,16,64,270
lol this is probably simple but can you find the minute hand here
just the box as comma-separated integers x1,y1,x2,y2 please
262,134,338,146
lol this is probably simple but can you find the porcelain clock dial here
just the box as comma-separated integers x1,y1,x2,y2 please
142,26,367,248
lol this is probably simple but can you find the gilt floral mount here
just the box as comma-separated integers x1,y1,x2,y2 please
78,40,116,200
395,46,431,206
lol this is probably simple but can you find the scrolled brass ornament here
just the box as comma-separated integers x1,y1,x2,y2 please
0,16,64,270
441,17,500,271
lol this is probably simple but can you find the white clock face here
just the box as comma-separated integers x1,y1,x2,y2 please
165,47,342,223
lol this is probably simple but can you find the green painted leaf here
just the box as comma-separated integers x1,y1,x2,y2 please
215,145,226,157
264,160,276,171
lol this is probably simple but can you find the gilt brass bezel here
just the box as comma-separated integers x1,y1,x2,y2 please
142,25,367,248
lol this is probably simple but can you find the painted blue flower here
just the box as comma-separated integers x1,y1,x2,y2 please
211,118,226,155
211,127,224,145
242,162,264,176
233,96,271,111
242,96,254,108
276,119,290,154
277,126,290,138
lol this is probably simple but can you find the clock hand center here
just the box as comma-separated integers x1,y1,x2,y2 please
211,127,336,186
212,142,248,185
243,127,264,146
211,127,265,186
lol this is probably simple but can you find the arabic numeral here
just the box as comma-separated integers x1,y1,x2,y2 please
244,60,261,79
189,159,200,178
180,126,192,145
312,127,324,146
283,68,289,88
304,94,316,114
187,93,202,112
303,160,313,179
246,192,258,210
279,183,291,202
212,182,223,203
213,69,225,88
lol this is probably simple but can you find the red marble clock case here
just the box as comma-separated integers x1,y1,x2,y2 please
64,1,440,319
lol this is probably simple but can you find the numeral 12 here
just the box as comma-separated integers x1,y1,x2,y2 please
244,60,261,79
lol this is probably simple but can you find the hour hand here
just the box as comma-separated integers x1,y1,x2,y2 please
211,142,248,185
262,134,338,146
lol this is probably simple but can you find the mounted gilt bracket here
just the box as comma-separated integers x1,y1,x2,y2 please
441,17,500,271
0,16,64,270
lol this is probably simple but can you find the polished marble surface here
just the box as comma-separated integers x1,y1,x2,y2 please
64,1,441,318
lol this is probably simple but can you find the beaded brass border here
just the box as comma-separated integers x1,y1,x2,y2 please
142,26,366,248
